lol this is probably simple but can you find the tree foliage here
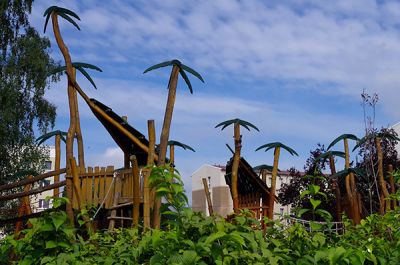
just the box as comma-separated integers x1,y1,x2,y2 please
0,1,59,184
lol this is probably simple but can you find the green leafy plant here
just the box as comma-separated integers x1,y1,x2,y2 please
298,175,333,222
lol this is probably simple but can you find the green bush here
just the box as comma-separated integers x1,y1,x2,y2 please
2,207,400,264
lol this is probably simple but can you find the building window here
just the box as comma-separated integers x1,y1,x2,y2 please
40,179,51,187
39,199,50,209
44,161,52,170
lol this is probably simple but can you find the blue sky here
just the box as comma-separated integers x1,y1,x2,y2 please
29,1,400,197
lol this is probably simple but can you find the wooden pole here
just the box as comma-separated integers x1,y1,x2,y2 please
157,65,180,166
376,137,390,214
54,134,61,197
51,13,75,224
268,147,280,220
70,157,81,210
122,116,130,168
144,120,155,229
68,74,158,161
0,168,66,192
0,181,66,201
152,66,180,229
15,176,32,236
329,155,342,221
202,178,213,215
344,138,360,223
231,123,241,213
72,68,85,172
131,155,140,227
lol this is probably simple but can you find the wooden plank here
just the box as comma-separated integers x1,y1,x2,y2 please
105,166,114,209
108,191,120,231
0,168,66,192
86,167,93,205
98,167,106,206
0,181,66,201
80,167,87,206
93,166,100,205
202,178,213,215
132,156,140,226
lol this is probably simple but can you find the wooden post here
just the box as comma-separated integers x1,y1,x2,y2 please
70,157,81,210
329,155,342,221
15,176,32,236
144,120,155,229
231,123,241,213
202,178,213,215
122,116,131,169
268,147,280,220
131,155,140,227
376,137,390,214
54,134,61,197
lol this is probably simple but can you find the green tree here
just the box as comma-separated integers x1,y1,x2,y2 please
0,1,59,186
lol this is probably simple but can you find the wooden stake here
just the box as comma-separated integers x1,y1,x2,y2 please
231,123,241,213
268,146,280,220
202,178,213,215
51,13,75,225
376,137,390,215
131,155,140,227
144,120,155,229
54,134,61,197
15,176,32,236
329,155,342,221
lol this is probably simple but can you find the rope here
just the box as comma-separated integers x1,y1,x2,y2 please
90,171,116,221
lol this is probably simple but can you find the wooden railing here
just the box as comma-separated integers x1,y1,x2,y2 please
0,168,66,226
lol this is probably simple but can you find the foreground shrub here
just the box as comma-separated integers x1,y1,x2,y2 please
1,208,400,264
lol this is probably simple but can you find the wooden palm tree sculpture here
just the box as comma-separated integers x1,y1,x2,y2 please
144,60,204,228
44,6,103,221
353,132,400,214
36,130,67,197
167,140,195,168
327,134,360,223
316,150,345,221
50,62,102,171
216,118,259,212
143,60,204,166
256,142,298,220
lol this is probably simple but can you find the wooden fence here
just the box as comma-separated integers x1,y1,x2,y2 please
74,166,143,210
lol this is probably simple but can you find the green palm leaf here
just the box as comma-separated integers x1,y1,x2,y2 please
329,167,364,180
48,65,66,76
73,62,102,72
143,60,173,74
327,134,359,150
167,140,195,152
36,130,67,145
43,6,81,33
58,12,80,31
179,69,193,94
353,132,400,151
315,151,345,161
181,64,205,83
76,67,97,89
215,118,259,131
253,164,276,172
255,142,299,156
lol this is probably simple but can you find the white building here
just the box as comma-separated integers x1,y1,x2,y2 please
391,122,400,156
31,146,56,212
191,164,233,217
191,163,293,219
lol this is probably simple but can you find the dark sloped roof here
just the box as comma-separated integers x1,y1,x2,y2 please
89,98,149,166
225,157,271,196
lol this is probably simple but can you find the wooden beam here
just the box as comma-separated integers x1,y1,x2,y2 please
0,181,66,202
202,178,213,215
0,168,66,192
